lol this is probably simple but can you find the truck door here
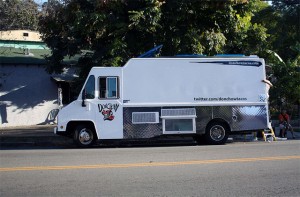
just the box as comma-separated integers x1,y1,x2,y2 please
96,76,123,139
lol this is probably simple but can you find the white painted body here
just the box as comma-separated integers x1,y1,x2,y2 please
122,58,266,105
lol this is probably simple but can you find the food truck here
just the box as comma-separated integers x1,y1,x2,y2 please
54,49,270,147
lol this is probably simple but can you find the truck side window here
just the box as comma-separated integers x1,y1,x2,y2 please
85,75,95,99
99,77,118,99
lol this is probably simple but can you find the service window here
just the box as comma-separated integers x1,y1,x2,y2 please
161,108,196,134
165,119,194,131
84,75,95,99
99,77,118,99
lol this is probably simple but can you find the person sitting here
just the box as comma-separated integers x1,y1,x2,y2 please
278,110,295,139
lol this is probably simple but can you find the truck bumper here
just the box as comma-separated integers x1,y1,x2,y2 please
54,126,70,137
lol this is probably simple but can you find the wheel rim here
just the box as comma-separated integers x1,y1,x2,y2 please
78,128,93,145
210,125,225,141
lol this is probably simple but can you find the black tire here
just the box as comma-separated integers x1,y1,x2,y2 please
205,122,229,145
74,125,95,147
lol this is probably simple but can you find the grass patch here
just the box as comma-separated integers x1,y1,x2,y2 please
0,47,80,65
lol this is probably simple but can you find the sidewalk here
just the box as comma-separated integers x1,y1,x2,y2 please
0,125,56,137
0,125,73,148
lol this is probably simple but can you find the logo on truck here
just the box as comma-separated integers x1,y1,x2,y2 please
191,61,262,67
98,103,119,121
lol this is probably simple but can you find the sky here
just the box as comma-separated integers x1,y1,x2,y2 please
34,0,47,5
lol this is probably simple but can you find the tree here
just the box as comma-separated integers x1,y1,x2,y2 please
39,0,269,74
39,0,163,74
254,1,300,61
253,1,300,116
158,0,227,56
223,0,269,55
267,49,300,117
159,0,269,56
272,1,300,61
38,0,273,105
0,0,39,30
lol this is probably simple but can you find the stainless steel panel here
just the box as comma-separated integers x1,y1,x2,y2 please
212,106,233,124
123,105,268,138
123,107,162,139
231,106,268,131
195,106,212,134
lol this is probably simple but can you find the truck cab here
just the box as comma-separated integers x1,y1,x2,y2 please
55,67,123,147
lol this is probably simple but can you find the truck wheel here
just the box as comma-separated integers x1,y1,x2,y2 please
74,125,95,147
205,122,229,145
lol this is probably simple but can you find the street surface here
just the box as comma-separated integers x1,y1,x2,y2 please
1,140,300,196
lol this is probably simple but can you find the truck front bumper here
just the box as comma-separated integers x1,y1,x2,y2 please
54,126,58,134
54,126,70,137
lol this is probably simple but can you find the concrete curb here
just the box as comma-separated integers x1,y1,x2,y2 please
0,136,74,149
1,126,299,149
0,125,74,149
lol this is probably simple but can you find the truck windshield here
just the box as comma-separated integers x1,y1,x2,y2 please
84,75,95,99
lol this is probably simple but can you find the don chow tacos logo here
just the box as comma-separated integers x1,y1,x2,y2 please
98,103,119,121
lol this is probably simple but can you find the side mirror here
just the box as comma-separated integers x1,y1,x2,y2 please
81,89,86,107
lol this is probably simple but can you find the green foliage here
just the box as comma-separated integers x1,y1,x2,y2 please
39,0,270,75
224,0,269,55
254,1,300,112
0,0,39,30
255,1,300,62
39,0,164,73
266,50,300,111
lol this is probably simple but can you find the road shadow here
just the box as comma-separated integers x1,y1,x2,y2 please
2,134,298,150
0,137,202,150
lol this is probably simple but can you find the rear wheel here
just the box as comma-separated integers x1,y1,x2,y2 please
205,122,229,145
74,125,95,147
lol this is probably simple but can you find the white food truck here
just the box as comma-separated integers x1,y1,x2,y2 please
54,49,271,147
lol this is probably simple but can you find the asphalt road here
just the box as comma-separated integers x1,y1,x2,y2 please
1,140,300,197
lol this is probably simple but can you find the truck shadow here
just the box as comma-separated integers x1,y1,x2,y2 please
1,138,203,150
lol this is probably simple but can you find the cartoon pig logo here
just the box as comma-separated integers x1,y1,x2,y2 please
101,109,114,121
98,103,119,121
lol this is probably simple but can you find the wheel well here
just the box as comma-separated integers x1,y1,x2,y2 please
66,121,98,139
206,118,231,132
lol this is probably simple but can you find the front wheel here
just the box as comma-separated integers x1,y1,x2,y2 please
205,122,229,145
74,125,95,147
